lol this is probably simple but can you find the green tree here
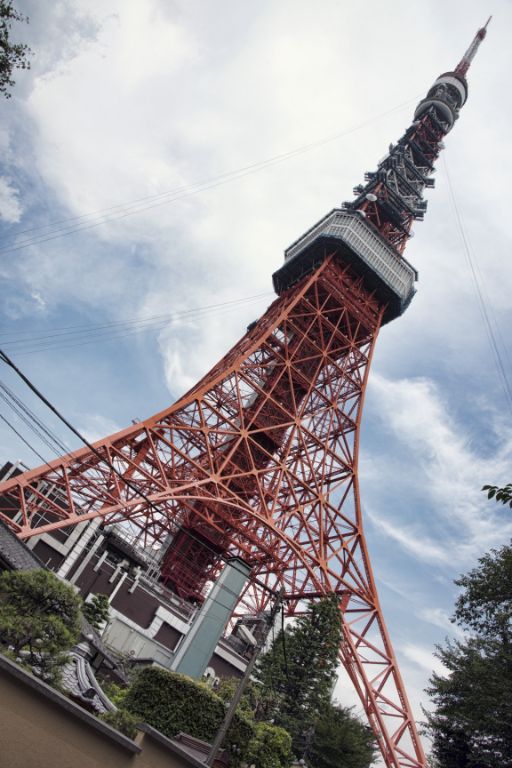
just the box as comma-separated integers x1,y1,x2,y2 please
0,0,32,98
215,678,293,768
0,569,82,683
83,593,110,631
254,593,342,750
254,593,374,766
425,544,512,767
453,545,512,639
245,721,292,768
308,702,377,768
100,708,139,740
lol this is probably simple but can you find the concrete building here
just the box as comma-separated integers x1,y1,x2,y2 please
0,461,259,684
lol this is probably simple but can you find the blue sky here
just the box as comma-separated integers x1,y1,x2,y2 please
1,0,511,731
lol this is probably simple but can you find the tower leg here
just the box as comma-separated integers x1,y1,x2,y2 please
0,256,425,767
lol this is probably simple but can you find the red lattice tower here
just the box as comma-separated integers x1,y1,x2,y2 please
0,24,489,768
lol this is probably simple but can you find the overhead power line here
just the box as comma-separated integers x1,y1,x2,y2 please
0,347,278,598
0,409,255,609
443,156,512,415
0,292,272,357
0,412,52,468
2,96,419,256
0,292,271,340
0,379,69,455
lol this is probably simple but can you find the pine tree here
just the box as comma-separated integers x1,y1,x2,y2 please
308,702,377,768
83,593,110,631
225,594,376,767
254,594,342,755
0,569,82,683
425,544,512,767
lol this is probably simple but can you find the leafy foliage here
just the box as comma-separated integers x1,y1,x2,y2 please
83,593,110,631
101,680,129,709
0,569,81,684
245,721,292,768
100,708,139,740
214,677,293,768
254,593,342,753
425,545,512,767
122,666,254,765
117,597,371,768
254,594,375,766
453,545,512,639
482,483,512,508
308,703,377,768
216,676,276,725
0,0,32,98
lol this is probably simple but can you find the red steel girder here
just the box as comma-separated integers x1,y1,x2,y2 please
0,254,425,767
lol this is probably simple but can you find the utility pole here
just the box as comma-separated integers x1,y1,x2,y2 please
205,589,284,767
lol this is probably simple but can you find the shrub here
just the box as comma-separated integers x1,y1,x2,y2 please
101,681,129,709
123,667,254,764
100,709,139,739
246,721,292,768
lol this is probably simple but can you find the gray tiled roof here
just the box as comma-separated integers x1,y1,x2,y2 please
80,616,127,683
61,652,113,714
0,519,44,572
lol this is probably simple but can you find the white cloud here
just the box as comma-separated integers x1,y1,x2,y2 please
30,291,47,311
401,643,447,677
25,1,197,227
78,413,123,444
418,607,463,637
1,292,47,320
0,177,23,223
365,373,512,565
367,512,453,565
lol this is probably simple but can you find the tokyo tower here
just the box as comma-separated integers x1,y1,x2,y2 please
0,21,489,768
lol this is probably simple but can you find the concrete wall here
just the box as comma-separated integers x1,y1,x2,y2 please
172,559,250,679
0,654,214,768
101,614,177,668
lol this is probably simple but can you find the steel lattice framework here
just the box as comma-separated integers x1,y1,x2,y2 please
0,23,490,768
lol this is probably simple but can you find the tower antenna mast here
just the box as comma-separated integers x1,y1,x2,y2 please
455,16,491,76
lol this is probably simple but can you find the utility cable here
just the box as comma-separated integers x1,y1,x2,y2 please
0,293,272,357
2,96,420,256
0,379,70,454
0,292,271,342
5,301,269,358
0,388,65,456
0,411,54,469
0,346,277,597
443,156,512,415
205,589,284,767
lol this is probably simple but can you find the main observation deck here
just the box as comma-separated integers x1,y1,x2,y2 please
272,209,418,325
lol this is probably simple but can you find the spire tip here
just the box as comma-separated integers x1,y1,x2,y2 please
455,20,490,77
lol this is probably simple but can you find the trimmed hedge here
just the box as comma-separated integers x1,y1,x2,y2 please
123,667,254,760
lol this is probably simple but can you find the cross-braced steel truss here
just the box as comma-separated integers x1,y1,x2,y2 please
0,254,425,767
